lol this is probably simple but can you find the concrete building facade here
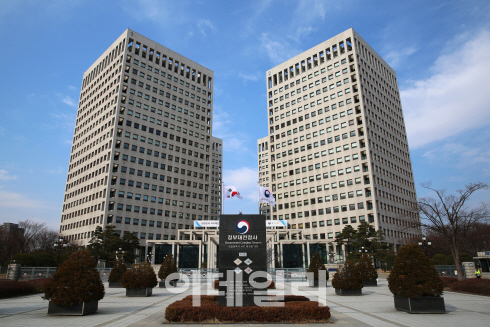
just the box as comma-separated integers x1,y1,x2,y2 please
59,29,223,259
258,28,420,266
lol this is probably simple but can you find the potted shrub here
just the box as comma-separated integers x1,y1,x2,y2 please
108,257,126,288
356,254,378,286
43,250,104,315
388,244,445,313
331,260,363,296
121,261,158,297
158,254,178,288
307,252,329,287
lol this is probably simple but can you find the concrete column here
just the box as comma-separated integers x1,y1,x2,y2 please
199,241,202,268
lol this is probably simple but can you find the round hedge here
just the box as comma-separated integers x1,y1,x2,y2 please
331,260,363,290
158,253,178,280
121,261,158,289
108,257,127,282
356,254,378,281
307,252,329,281
43,250,105,306
387,244,444,298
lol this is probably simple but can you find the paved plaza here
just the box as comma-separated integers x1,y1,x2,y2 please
1,276,489,327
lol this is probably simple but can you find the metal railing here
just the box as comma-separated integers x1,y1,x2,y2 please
434,265,465,279
12,267,322,283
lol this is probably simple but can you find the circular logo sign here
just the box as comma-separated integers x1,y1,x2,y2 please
264,189,270,198
235,220,250,234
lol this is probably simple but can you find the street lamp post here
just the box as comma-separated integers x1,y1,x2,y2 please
116,248,125,261
359,246,368,254
418,236,431,256
53,237,67,267
147,252,153,264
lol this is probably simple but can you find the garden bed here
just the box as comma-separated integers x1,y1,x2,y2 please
0,278,50,299
165,295,330,323
444,278,490,296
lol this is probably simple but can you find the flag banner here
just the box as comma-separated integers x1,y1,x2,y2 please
223,185,243,200
258,185,275,207
194,221,220,228
266,220,287,227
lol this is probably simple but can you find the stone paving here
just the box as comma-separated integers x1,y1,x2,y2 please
1,277,489,327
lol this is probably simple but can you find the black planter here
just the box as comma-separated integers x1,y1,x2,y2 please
109,281,123,288
363,279,377,287
335,288,362,296
308,279,328,287
47,300,98,316
126,288,153,297
159,280,177,288
394,295,445,313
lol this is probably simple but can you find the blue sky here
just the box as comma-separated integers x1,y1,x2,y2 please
1,0,490,230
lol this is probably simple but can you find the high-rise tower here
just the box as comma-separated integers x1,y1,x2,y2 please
259,28,419,265
59,29,222,250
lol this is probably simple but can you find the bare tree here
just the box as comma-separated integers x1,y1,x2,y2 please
418,182,489,280
35,230,60,254
16,220,49,253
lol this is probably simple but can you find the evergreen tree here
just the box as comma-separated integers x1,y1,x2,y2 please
108,256,127,283
331,260,363,290
87,226,140,264
158,254,178,280
307,252,329,281
356,254,378,281
388,244,444,298
43,250,105,306
353,222,377,250
335,225,356,254
121,262,158,289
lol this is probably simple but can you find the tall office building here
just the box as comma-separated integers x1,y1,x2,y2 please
258,28,420,266
59,29,223,253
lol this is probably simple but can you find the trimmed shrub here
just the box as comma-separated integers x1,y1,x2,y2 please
108,257,127,283
331,260,363,290
165,295,330,323
307,252,329,281
213,279,275,289
121,261,158,289
356,254,378,281
446,278,490,296
430,254,448,266
43,250,105,306
158,254,177,281
0,278,50,299
32,253,57,267
440,277,458,288
388,244,444,298
447,253,473,265
11,253,36,267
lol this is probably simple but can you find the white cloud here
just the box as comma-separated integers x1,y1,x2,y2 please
402,29,490,149
197,19,215,36
0,187,52,209
49,112,76,131
238,72,261,82
68,85,77,90
422,142,490,176
0,169,16,180
260,33,301,65
61,96,77,107
383,47,417,69
224,167,258,201
212,109,254,155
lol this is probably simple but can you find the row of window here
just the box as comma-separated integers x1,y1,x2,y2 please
132,57,210,95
